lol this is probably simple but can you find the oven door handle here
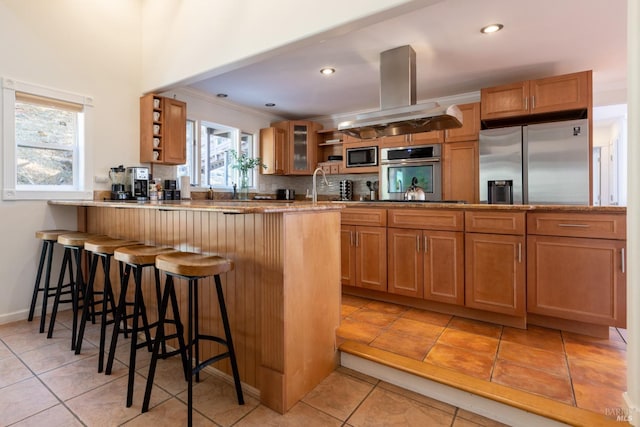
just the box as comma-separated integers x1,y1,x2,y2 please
381,158,441,166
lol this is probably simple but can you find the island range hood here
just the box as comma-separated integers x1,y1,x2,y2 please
338,45,462,139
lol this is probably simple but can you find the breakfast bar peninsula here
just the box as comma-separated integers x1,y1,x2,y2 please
49,199,344,414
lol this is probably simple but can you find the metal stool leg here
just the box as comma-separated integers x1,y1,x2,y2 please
28,240,56,333
75,253,100,355
47,247,77,349
142,275,189,413
215,275,244,405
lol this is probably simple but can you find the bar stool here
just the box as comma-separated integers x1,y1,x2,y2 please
142,251,244,426
48,232,105,350
75,237,138,373
29,229,73,333
104,244,187,408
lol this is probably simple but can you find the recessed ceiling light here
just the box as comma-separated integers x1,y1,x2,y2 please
216,93,228,98
265,103,276,107
481,23,503,34
320,67,336,75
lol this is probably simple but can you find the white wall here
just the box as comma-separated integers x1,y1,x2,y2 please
0,0,142,322
0,0,421,321
140,0,432,92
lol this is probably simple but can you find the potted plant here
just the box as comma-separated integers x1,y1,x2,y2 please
230,150,266,200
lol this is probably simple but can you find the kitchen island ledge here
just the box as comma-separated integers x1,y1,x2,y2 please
48,199,344,414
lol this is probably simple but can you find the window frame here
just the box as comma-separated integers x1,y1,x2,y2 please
185,118,259,190
2,78,93,200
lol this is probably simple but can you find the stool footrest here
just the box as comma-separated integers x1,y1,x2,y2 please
193,352,230,375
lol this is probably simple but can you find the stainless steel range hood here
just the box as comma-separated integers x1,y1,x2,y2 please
338,45,462,140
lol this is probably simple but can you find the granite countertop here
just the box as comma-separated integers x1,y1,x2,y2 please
49,199,626,214
48,199,345,214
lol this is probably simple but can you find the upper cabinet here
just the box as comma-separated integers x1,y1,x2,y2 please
272,120,322,175
140,94,187,165
260,127,287,175
379,130,443,148
444,102,480,143
481,71,592,121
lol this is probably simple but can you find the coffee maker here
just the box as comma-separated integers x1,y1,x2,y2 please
125,167,149,200
109,165,130,200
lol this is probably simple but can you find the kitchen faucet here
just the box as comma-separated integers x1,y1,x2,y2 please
312,167,329,204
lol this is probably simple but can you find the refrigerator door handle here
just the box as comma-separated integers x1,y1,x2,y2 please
522,127,529,204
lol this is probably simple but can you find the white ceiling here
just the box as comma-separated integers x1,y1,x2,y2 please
187,0,627,122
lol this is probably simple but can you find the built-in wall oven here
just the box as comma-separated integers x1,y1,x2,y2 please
380,144,442,201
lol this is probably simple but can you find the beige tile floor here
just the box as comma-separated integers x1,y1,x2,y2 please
0,309,506,426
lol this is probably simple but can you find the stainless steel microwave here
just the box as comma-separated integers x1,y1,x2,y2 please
345,146,378,168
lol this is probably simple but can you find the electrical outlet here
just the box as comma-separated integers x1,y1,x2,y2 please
94,175,109,184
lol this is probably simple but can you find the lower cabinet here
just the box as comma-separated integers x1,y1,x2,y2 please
387,228,464,305
464,210,526,317
526,212,627,327
341,225,387,291
465,233,526,316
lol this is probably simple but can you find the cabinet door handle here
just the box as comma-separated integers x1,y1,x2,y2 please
355,231,359,248
558,223,590,228
524,96,528,111
517,243,522,263
621,248,626,273
416,235,420,252
531,95,535,110
424,235,428,252
350,231,354,247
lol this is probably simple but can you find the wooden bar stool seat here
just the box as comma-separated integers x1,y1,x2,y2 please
105,244,183,408
29,229,74,333
142,251,244,426
75,237,139,372
48,232,105,350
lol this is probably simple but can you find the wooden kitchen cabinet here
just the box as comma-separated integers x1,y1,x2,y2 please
387,228,464,304
272,120,321,175
342,225,387,291
260,127,286,175
464,211,526,316
481,70,591,121
140,94,187,165
527,212,626,327
444,102,480,143
341,208,387,291
442,140,478,203
387,209,464,304
379,130,444,148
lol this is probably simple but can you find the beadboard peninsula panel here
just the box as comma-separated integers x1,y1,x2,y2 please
81,205,340,414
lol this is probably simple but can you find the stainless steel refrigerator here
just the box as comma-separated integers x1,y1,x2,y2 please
479,119,590,205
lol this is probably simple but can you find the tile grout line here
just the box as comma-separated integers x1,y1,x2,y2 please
0,334,88,427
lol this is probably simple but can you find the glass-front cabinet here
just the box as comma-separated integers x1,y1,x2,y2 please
272,120,321,175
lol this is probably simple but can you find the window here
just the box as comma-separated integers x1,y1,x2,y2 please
182,119,258,190
2,78,93,200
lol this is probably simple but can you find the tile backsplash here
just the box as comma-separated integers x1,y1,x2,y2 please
259,173,379,201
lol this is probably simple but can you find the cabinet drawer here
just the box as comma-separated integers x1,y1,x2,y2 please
342,208,387,227
465,211,526,235
528,212,626,239
388,209,463,231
